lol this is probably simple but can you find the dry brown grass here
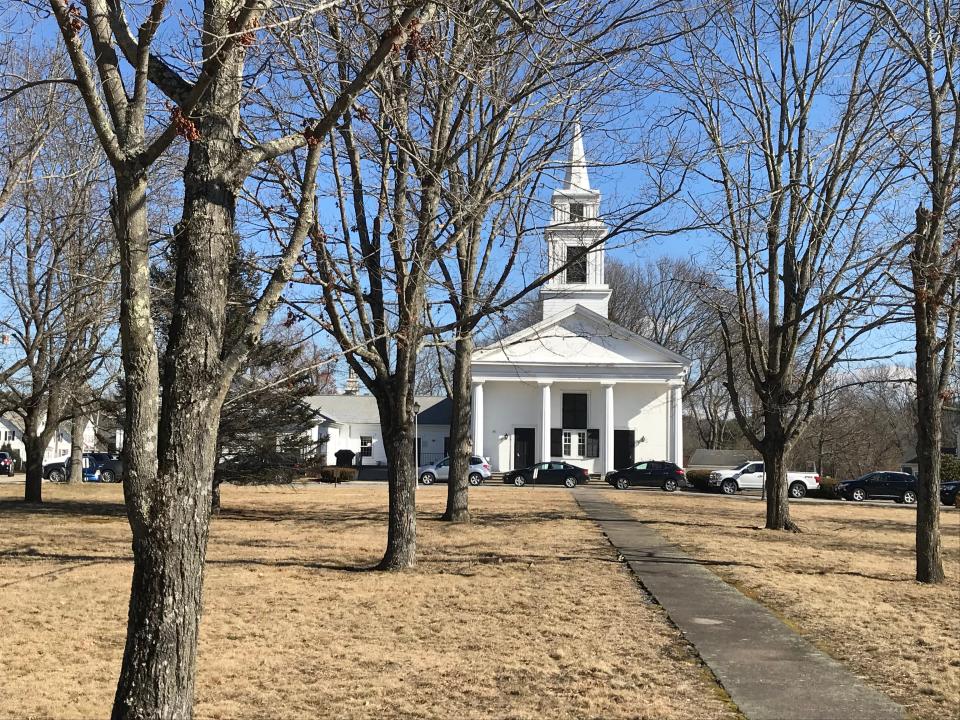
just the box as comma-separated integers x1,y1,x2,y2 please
0,483,737,720
608,490,960,720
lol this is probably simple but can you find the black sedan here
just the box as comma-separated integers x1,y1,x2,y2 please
504,462,589,488
941,480,960,506
835,471,917,503
606,460,687,492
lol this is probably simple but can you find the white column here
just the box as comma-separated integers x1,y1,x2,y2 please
472,382,484,459
603,382,615,473
671,384,683,466
539,382,552,462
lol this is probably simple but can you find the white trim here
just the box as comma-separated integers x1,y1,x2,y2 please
474,303,692,368
539,382,552,463
473,367,685,382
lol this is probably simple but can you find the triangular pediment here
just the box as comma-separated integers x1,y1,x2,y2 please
474,305,690,368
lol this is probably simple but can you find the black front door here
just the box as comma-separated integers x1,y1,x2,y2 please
514,428,535,469
614,430,635,471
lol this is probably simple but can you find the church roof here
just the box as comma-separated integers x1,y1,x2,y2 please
473,304,690,381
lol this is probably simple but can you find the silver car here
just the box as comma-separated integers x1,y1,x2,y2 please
418,455,491,486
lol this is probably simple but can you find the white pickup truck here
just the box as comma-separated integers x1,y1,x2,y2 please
708,461,820,498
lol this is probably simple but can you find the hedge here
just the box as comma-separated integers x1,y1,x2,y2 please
318,466,358,483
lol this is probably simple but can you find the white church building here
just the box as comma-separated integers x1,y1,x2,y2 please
309,125,690,475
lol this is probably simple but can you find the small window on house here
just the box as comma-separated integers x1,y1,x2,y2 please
360,436,373,457
566,246,588,283
569,202,585,221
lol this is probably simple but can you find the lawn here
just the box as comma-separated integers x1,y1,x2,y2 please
608,490,960,720
0,483,736,720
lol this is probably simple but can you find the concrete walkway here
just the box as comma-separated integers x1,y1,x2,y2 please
576,489,904,720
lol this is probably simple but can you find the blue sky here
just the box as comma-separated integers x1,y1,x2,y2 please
1,0,924,379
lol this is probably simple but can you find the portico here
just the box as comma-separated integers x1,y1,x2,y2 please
471,358,686,474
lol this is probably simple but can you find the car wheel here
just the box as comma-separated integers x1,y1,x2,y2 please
513,475,526,487
468,472,482,486
615,477,629,490
788,481,807,499
902,490,917,504
720,479,738,495
563,476,576,489
663,478,678,492
851,487,866,502
419,473,434,485
100,470,116,484
49,468,65,483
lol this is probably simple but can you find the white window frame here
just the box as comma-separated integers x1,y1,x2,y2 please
359,436,373,457
562,429,586,459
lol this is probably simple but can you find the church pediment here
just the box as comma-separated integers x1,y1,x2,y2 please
474,305,690,371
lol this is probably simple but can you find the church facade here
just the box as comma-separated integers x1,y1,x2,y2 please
470,125,689,474
309,125,689,474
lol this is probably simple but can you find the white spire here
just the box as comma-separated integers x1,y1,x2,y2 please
562,121,591,192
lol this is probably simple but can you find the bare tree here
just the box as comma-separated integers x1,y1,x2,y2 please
0,75,117,501
861,0,960,584
24,0,430,714
606,256,732,452
663,0,905,530
0,42,75,216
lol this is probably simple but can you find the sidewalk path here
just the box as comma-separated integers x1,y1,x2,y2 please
576,489,903,720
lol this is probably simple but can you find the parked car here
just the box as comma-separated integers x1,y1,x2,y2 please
44,452,123,483
45,456,101,483
0,452,14,476
708,461,820,498
941,480,960,506
87,453,124,483
504,461,589,488
835,472,917,503
606,460,687,491
418,456,491,486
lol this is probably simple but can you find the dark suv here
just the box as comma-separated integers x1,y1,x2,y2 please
88,453,124,483
606,460,687,492
43,452,124,483
0,452,14,476
835,472,917,503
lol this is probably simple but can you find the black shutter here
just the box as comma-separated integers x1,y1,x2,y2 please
551,428,562,457
562,394,588,428
586,429,600,458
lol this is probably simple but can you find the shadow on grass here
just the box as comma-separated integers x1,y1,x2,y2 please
616,547,911,583
0,547,374,575
0,497,127,519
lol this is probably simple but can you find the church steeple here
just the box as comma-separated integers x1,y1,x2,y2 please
541,122,610,319
563,122,591,192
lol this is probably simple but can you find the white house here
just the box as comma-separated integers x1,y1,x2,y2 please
310,124,689,474
307,394,450,467
0,414,99,464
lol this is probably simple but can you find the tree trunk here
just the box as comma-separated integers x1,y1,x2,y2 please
23,431,44,503
112,480,211,720
913,302,944,583
443,332,473,523
68,409,86,484
762,437,798,532
378,391,417,569
211,479,222,515
112,5,245,712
